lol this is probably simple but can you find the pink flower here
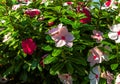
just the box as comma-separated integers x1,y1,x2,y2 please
91,30,103,43
115,74,120,84
48,23,74,47
101,71,114,84
79,7,91,24
21,38,37,55
58,74,72,84
24,9,40,17
87,47,108,66
89,66,100,84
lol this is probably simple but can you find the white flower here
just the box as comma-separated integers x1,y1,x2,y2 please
89,66,100,84
3,32,11,42
108,24,120,43
12,4,23,10
58,74,72,84
101,0,118,10
115,74,120,84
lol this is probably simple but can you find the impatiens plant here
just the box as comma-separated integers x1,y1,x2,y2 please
1,0,120,84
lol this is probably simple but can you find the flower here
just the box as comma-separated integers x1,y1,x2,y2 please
108,24,120,43
115,74,120,84
89,66,100,84
21,38,37,55
24,9,40,17
87,47,108,66
17,0,29,3
101,0,118,9
58,74,72,84
91,30,103,43
63,2,73,6
101,71,114,84
48,23,74,47
79,7,91,24
105,0,112,7
12,4,23,10
3,32,11,42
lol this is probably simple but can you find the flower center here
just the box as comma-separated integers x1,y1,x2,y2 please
96,34,100,37
61,36,66,40
95,74,99,79
117,31,120,35
93,55,98,60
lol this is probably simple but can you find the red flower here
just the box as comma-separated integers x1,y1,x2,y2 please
21,38,37,55
105,0,111,7
25,9,40,17
79,7,91,24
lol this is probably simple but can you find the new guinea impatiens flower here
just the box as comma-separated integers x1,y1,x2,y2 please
24,9,40,17
21,38,37,55
48,23,74,47
58,74,72,84
89,66,100,84
87,47,108,66
108,24,120,43
115,74,120,84
91,30,103,43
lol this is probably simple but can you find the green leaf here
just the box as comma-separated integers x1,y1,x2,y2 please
43,55,57,64
72,21,81,29
52,49,62,57
66,62,74,74
72,63,86,76
50,62,64,75
42,45,52,51
68,57,87,66
59,18,73,25
110,64,118,70
31,60,38,70
3,66,14,77
20,71,28,82
37,64,42,71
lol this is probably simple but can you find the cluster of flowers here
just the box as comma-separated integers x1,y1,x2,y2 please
2,0,120,84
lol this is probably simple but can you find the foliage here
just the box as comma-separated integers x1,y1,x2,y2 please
0,0,120,84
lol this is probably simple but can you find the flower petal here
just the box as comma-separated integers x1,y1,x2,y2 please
56,40,66,47
59,26,68,36
108,32,118,40
110,24,120,32
89,71,95,80
115,36,120,43
48,28,59,35
65,33,74,41
66,42,73,47
90,78,99,84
